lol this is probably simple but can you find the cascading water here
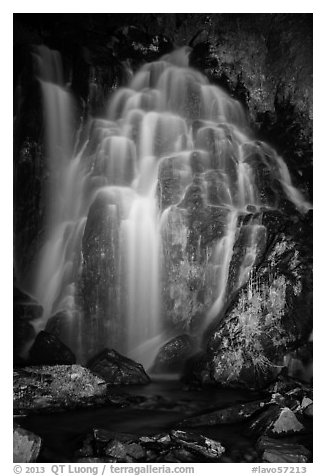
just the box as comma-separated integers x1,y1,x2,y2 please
31,45,311,368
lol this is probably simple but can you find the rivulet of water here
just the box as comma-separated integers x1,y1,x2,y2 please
30,45,311,367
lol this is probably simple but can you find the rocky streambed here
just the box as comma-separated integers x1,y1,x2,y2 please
14,362,312,464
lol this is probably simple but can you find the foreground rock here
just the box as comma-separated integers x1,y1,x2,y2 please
256,436,311,463
29,331,76,365
14,365,107,414
247,404,305,437
180,399,269,427
151,335,195,373
205,212,312,390
87,349,150,385
13,425,42,463
75,428,225,463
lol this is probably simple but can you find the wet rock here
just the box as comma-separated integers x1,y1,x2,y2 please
268,391,301,413
104,440,128,459
14,365,107,414
247,405,283,436
29,331,76,365
227,220,267,297
87,348,150,385
93,428,137,456
170,430,225,460
45,311,73,342
151,335,195,373
247,404,305,438
181,399,268,427
206,223,312,390
303,403,313,418
161,202,230,333
102,440,146,462
13,425,42,463
270,408,304,435
300,396,313,411
267,374,312,398
182,351,213,387
124,443,146,460
80,191,122,360
256,436,311,463
157,155,189,211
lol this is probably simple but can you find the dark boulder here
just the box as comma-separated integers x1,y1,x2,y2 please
256,436,311,463
247,405,304,438
182,351,213,387
87,349,150,385
29,331,76,365
170,430,225,460
45,310,71,337
14,365,107,414
150,335,195,373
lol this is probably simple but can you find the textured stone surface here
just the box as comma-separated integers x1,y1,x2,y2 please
87,349,150,385
29,331,76,366
79,191,123,361
151,335,195,373
203,210,312,390
256,436,311,463
13,425,42,463
13,365,107,414
79,428,225,463
271,408,304,435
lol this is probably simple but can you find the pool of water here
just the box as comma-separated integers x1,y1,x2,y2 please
14,379,270,462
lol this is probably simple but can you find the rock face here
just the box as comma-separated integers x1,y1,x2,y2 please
199,210,312,390
13,365,107,414
29,331,76,366
151,335,195,373
79,191,123,362
87,349,150,385
13,425,42,463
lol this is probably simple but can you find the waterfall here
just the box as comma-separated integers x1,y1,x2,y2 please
31,45,311,368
